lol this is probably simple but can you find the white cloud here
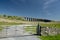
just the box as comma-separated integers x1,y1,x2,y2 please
45,0,56,5
44,0,57,9
43,0,59,16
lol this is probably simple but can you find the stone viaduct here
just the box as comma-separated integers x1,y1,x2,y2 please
24,17,51,22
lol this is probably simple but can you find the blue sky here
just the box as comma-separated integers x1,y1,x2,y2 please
0,0,60,21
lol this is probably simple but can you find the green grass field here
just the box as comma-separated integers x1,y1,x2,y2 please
0,22,23,31
0,22,23,25
0,20,60,40
40,23,60,28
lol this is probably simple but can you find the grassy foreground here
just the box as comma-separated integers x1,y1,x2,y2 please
0,18,60,40
25,22,60,40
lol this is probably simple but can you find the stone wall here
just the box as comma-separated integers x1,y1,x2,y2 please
41,27,60,36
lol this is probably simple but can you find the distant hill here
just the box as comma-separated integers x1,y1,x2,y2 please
0,14,25,20
0,14,53,23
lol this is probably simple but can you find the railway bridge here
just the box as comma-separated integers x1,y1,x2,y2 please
24,17,51,22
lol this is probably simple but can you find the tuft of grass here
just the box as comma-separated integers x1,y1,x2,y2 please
38,34,60,40
40,23,60,28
